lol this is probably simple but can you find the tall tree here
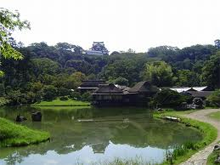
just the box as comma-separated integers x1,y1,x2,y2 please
0,8,30,59
201,51,220,89
0,8,30,76
143,61,173,87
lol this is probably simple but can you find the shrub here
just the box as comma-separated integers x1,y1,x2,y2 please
153,88,191,108
0,97,10,106
42,85,57,101
59,96,68,101
58,87,70,96
69,91,81,100
113,77,129,86
207,89,220,107
81,92,92,101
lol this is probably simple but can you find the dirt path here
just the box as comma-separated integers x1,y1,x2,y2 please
180,109,220,165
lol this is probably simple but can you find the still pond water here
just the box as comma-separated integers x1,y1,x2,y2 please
0,106,202,165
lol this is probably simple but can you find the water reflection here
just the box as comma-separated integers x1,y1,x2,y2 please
0,106,202,165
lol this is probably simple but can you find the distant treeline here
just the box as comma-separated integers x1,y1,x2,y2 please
0,42,220,105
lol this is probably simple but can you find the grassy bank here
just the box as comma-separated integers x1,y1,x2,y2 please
0,117,50,147
207,143,220,165
207,111,220,120
35,105,91,111
97,158,159,165
207,111,220,165
154,110,218,165
33,98,90,106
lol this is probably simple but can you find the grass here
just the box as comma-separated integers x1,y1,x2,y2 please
0,117,50,147
207,111,220,120
207,141,220,165
75,157,160,165
154,110,218,165
32,98,90,106
36,105,91,111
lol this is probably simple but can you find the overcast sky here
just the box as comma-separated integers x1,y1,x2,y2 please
2,0,220,52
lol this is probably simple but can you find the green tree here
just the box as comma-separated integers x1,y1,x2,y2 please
148,46,179,62
201,51,220,89
153,88,191,108
0,8,30,76
43,85,57,101
143,61,174,87
0,83,5,96
113,77,129,86
64,72,86,89
175,70,198,86
32,58,60,76
207,89,220,107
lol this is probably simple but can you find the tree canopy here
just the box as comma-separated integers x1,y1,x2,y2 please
143,61,173,87
1,8,220,106
0,8,30,76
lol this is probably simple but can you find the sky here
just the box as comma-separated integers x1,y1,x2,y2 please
1,0,220,52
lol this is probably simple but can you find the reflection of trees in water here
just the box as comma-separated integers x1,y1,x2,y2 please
4,151,24,165
0,107,202,164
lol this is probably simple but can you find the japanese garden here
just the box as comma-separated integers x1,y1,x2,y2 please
0,6,220,165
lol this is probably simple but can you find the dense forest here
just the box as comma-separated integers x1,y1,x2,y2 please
0,41,220,105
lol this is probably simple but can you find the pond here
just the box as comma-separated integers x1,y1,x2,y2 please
0,106,202,165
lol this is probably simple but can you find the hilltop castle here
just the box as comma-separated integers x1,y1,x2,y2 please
86,42,109,56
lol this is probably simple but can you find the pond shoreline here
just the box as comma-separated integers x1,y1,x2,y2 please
155,109,219,165
1,106,216,165
180,109,220,165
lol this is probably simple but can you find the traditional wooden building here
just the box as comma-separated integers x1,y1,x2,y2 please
126,81,159,105
170,86,214,100
185,91,213,100
77,80,106,93
92,84,124,106
170,86,212,93
92,81,159,106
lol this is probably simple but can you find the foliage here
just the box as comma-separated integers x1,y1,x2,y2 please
153,88,191,108
0,117,49,147
201,51,220,88
113,76,129,86
0,27,219,106
175,70,199,87
207,89,220,107
155,111,217,165
143,61,173,87
0,83,5,96
6,90,36,105
69,91,81,100
65,71,86,89
32,58,59,76
101,53,147,86
33,98,90,106
42,85,57,101
207,142,220,165
59,96,68,101
0,8,30,60
89,157,159,165
0,97,9,106
81,92,92,102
